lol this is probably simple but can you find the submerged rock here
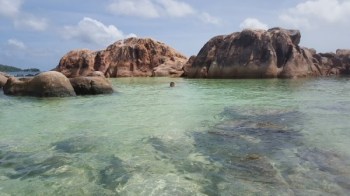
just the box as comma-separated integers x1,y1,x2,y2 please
3,71,76,97
52,136,98,153
280,147,350,195
98,156,130,191
145,108,311,194
297,148,350,176
0,150,28,169
185,27,321,78
147,133,291,195
55,37,188,78
8,155,72,180
0,148,73,180
203,107,350,194
225,154,282,184
208,108,305,153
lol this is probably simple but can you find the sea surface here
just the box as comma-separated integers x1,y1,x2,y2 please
1,77,350,195
4,71,40,77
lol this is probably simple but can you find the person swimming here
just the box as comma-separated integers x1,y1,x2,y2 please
170,82,175,87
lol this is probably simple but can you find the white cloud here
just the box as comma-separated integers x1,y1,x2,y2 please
63,17,136,46
108,0,159,18
14,15,48,31
107,0,221,25
156,0,195,17
280,0,350,28
7,38,26,50
0,0,48,31
0,0,21,18
239,18,268,30
126,33,137,38
199,12,222,25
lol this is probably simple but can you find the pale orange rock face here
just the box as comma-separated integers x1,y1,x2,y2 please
55,38,188,78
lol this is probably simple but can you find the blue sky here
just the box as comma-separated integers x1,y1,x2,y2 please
1,0,350,70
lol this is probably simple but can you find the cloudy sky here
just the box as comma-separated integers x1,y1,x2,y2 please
1,0,350,70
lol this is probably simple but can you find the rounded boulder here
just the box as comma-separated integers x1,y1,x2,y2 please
4,71,76,97
69,76,113,95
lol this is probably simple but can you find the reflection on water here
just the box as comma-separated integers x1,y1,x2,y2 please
1,77,350,195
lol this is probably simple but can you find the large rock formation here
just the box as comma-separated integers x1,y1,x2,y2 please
185,28,321,78
3,71,76,97
55,38,188,78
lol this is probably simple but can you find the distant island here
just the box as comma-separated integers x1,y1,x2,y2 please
0,64,40,72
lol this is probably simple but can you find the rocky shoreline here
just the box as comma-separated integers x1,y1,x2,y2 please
56,27,350,79
185,28,350,78
1,27,349,97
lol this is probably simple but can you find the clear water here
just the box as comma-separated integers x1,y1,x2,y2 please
1,77,350,195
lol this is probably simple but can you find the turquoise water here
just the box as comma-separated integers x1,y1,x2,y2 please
1,77,350,195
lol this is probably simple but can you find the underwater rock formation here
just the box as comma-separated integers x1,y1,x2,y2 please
146,107,350,195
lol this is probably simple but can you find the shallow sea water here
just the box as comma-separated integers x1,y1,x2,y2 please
1,77,350,195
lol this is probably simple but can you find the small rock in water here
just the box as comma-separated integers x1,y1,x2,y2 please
98,156,130,191
335,176,350,190
244,154,261,161
52,136,98,153
297,148,350,176
8,155,72,179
